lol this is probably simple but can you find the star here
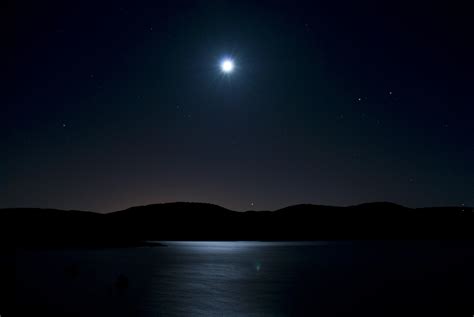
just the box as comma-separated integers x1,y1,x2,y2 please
220,58,235,73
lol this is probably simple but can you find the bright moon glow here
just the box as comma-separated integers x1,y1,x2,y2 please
220,59,234,73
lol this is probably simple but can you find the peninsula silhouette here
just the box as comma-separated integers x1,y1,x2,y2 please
2,202,473,247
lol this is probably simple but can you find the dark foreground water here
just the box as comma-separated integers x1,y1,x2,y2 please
14,241,474,316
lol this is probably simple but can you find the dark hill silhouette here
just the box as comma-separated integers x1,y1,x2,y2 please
1,202,473,247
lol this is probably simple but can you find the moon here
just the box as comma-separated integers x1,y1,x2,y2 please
220,58,235,73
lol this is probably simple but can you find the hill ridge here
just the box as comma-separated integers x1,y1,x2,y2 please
1,202,473,246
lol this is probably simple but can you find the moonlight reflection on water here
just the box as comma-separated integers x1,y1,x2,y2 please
14,241,474,316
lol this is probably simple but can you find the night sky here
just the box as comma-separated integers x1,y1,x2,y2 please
5,1,473,212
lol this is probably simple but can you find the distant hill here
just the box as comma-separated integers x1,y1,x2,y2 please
1,202,473,246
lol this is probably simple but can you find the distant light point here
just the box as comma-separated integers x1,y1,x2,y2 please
220,58,235,73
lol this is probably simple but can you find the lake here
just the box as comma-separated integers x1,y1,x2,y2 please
14,241,474,316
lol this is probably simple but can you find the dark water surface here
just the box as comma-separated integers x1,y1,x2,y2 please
14,241,474,316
